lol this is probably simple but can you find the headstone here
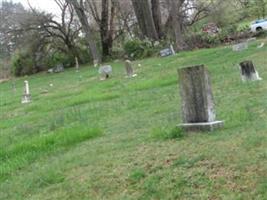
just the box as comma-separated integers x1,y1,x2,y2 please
98,65,112,80
54,64,64,73
94,60,98,68
125,60,137,78
48,64,64,73
160,45,175,57
177,65,223,131
75,57,79,72
170,44,176,55
232,42,248,52
12,81,16,92
247,37,257,43
239,60,262,81
257,42,265,48
21,80,31,104
47,68,54,73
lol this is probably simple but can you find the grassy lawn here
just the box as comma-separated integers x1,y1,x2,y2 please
1,40,267,199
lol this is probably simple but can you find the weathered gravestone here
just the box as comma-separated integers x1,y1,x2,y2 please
75,57,79,72
21,80,31,104
232,42,248,52
98,65,112,80
94,60,98,68
170,44,176,55
247,37,256,43
54,64,64,73
48,64,64,73
160,45,176,57
239,60,262,81
177,65,224,131
125,60,137,78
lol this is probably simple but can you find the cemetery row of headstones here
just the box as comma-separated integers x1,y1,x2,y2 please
232,38,265,52
177,60,262,131
20,57,262,132
98,60,138,81
98,44,177,80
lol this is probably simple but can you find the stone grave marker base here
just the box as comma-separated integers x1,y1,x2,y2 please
178,121,224,132
21,94,31,104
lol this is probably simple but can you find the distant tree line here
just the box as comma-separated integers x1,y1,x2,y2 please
0,0,266,76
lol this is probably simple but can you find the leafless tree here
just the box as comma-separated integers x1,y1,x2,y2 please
26,0,82,59
86,0,116,57
66,0,101,64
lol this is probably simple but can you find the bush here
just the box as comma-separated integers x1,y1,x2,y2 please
123,39,156,60
11,50,35,76
45,51,75,69
186,32,221,49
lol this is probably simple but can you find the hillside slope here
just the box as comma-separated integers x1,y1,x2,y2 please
1,40,267,199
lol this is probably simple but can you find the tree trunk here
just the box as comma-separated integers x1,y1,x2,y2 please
101,0,110,57
67,0,101,64
151,0,163,39
131,0,159,40
170,0,187,51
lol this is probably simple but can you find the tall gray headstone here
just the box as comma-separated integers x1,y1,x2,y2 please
240,60,262,81
177,65,223,131
21,80,31,104
125,60,137,78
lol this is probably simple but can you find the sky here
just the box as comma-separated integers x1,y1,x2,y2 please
8,0,61,16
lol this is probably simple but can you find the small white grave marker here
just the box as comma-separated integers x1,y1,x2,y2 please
170,44,176,55
21,80,31,104
257,42,265,48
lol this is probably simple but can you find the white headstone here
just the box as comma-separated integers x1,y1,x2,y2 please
257,42,265,48
21,80,31,104
170,44,176,55
247,37,257,43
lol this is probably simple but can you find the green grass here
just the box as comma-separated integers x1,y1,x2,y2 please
1,39,267,199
